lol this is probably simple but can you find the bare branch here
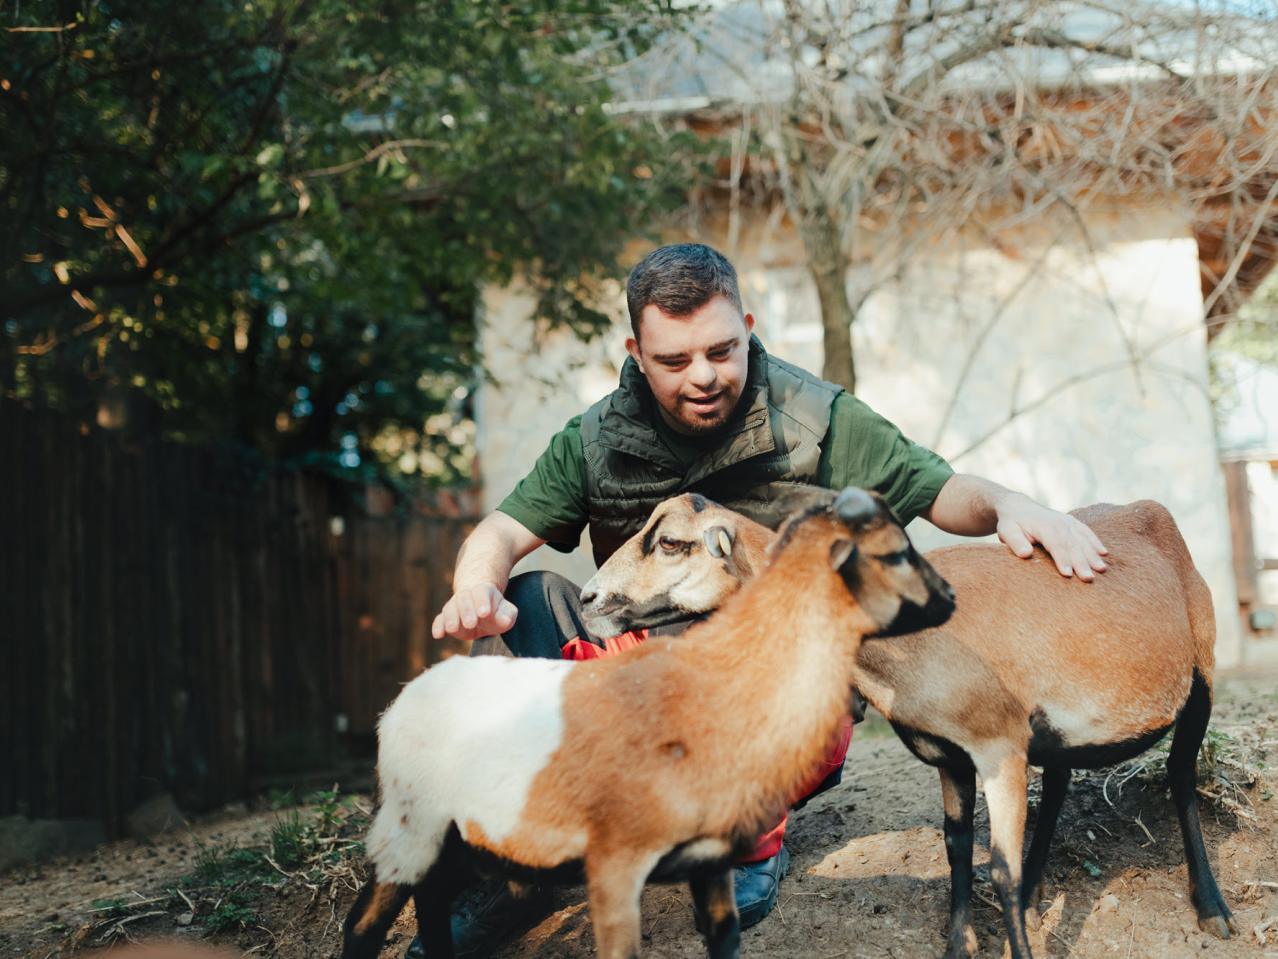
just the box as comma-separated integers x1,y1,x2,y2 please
299,139,445,180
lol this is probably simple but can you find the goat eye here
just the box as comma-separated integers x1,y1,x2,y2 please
658,536,683,554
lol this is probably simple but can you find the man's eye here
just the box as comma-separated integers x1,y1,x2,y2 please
709,348,731,360
658,536,683,553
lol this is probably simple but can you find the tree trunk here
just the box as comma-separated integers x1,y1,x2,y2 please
767,108,860,392
807,221,858,393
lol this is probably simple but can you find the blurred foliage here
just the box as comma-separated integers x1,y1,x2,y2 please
1209,270,1278,417
2,0,694,482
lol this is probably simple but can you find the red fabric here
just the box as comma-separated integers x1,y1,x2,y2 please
797,714,853,798
560,629,649,661
745,816,788,862
739,715,854,864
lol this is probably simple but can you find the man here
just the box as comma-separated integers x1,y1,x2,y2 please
415,243,1108,957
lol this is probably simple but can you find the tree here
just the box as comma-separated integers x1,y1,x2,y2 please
2,0,691,481
636,0,1278,393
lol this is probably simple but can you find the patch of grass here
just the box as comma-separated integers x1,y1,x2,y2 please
270,811,307,869
89,898,129,918
308,785,357,836
177,787,370,929
203,892,258,933
267,787,297,810
191,842,272,886
1070,725,1266,824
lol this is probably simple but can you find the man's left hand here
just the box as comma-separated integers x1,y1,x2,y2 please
995,495,1109,581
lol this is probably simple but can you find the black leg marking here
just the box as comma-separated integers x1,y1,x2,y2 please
1021,765,1070,923
977,749,1033,959
412,850,471,959
341,879,413,959
1168,670,1237,939
989,850,1033,959
939,764,978,959
691,869,740,959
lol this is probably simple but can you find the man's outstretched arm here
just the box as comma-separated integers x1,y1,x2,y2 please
431,511,546,641
922,474,1109,581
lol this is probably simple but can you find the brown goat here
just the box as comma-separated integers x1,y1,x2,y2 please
582,492,1236,959
341,489,954,959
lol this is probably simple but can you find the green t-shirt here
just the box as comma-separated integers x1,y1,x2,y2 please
497,392,953,553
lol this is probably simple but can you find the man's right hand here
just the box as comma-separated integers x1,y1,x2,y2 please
431,583,519,641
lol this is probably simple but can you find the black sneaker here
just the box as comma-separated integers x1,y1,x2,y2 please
405,880,555,958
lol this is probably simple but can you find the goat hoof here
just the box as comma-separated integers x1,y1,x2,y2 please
1197,913,1236,939
942,925,979,958
1024,906,1042,932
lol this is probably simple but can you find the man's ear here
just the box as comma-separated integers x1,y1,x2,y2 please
742,312,755,335
625,335,643,375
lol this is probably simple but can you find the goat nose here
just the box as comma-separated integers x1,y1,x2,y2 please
833,487,877,526
580,588,598,606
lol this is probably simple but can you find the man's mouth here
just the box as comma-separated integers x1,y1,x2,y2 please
684,391,723,411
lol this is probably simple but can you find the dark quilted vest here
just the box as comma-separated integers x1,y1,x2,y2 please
580,336,841,566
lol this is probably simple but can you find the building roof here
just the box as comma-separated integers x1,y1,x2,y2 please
610,0,1277,112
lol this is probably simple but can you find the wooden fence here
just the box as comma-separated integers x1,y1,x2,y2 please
1,401,475,834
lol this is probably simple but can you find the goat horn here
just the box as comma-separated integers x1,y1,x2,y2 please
717,529,733,556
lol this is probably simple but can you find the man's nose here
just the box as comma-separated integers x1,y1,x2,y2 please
688,355,716,389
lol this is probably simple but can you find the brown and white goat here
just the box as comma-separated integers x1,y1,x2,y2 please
582,492,1236,959
340,488,955,959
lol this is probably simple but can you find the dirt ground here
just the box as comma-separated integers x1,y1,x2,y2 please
4,673,1277,959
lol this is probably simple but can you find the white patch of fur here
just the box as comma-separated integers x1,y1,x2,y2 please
365,655,578,884
667,562,734,614
676,838,733,862
1034,698,1118,746
911,736,946,763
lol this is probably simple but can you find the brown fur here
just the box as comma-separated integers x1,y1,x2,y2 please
591,496,1229,958
352,881,411,936
459,495,947,959
595,498,1213,756
858,501,1213,750
469,514,881,872
343,490,954,959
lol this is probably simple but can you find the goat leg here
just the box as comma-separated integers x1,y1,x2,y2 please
691,868,741,959
1020,765,1071,929
410,843,472,959
341,879,413,959
939,763,978,959
975,748,1033,959
1168,671,1237,939
585,849,661,959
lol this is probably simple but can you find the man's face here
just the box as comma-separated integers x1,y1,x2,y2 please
627,295,755,435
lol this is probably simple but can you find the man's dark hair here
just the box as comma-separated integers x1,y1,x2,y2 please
625,243,743,338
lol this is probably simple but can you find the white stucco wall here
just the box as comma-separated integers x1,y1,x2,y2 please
477,203,1243,666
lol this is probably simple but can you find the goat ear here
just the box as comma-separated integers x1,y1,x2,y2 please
703,525,734,558
829,538,857,571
